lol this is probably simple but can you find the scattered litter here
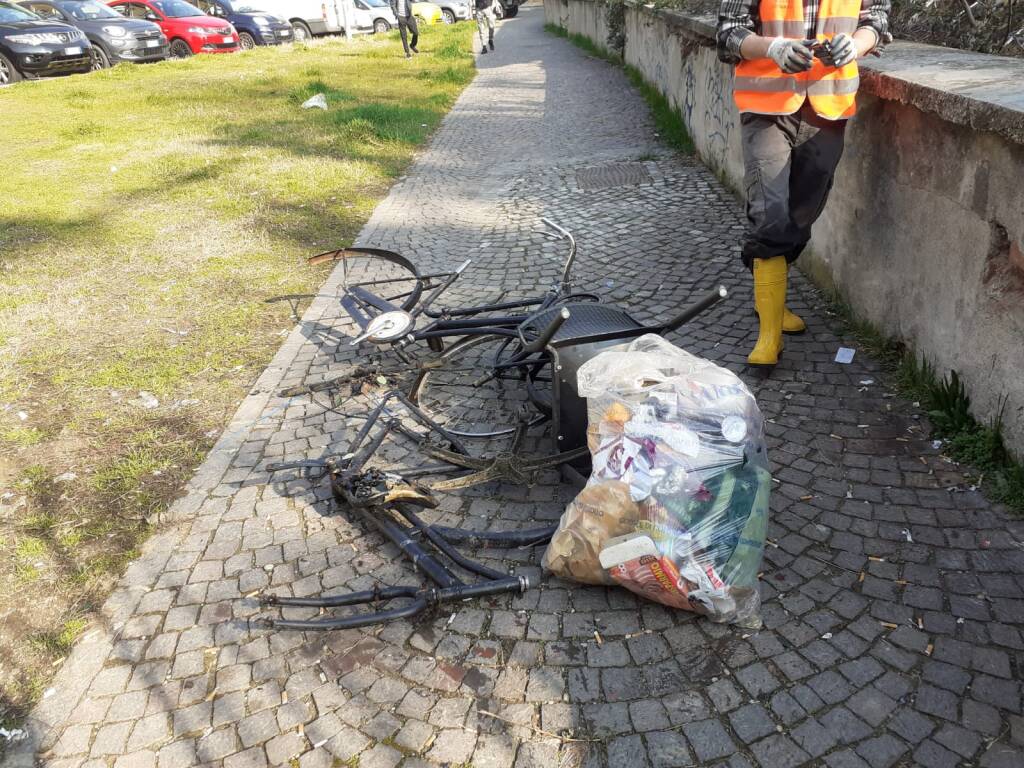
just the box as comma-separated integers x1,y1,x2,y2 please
957,617,965,624
980,539,991,549
880,621,898,629
54,472,78,483
834,347,855,364
301,93,328,110
821,632,833,640
42,688,56,699
110,165,118,174
131,391,159,409
16,411,28,421
925,643,934,656
931,440,943,449
0,728,27,743
593,630,603,646
859,379,874,385
901,529,913,542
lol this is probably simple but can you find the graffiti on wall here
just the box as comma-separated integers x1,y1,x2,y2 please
702,57,733,173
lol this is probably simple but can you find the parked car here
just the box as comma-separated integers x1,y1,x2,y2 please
252,0,344,41
108,0,239,57
190,0,289,48
0,0,91,83
18,0,166,68
493,0,517,19
432,0,467,24
352,0,394,34
410,0,440,25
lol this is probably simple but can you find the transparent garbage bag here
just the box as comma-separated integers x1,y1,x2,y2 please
542,334,770,628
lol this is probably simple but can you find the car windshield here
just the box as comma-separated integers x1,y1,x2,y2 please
0,2,38,21
150,0,203,17
59,0,121,19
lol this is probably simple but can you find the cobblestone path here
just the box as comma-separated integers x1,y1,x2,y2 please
13,5,1024,768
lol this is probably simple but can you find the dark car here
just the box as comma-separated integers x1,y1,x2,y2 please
18,0,167,68
0,0,91,83
191,0,289,49
493,0,517,19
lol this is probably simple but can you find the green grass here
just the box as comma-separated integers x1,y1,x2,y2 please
545,23,694,153
0,22,475,735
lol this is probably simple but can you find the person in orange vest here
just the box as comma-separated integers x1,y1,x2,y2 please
717,0,890,367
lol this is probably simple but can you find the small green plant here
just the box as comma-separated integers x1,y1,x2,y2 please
926,369,972,437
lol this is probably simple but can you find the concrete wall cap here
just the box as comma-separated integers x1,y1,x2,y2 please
602,0,1024,146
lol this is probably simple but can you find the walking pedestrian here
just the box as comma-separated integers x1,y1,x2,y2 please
390,0,419,58
475,0,495,53
717,0,890,367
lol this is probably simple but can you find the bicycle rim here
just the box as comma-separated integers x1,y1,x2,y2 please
311,248,425,314
410,334,549,439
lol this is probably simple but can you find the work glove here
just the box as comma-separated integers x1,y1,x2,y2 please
820,33,856,67
765,37,814,74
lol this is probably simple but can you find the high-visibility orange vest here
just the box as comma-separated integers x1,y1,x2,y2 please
733,0,861,120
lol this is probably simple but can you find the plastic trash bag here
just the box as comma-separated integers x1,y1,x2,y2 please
302,93,328,110
542,334,770,628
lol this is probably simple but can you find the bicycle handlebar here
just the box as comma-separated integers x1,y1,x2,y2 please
539,218,577,294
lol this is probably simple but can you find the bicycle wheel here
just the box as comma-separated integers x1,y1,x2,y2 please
309,247,426,315
409,333,549,439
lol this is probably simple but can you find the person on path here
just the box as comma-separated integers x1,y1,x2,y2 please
390,0,419,58
717,0,890,367
475,0,496,53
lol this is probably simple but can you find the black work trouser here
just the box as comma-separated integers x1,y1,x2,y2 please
740,101,847,270
398,14,419,54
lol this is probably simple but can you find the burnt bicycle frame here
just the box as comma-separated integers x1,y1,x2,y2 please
260,221,730,630
261,391,567,631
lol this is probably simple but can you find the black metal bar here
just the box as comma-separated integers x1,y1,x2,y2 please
416,327,520,340
424,298,544,318
522,307,570,353
429,524,558,548
431,315,529,330
266,595,430,631
409,260,471,319
394,505,508,581
358,506,463,589
262,585,419,608
349,285,399,314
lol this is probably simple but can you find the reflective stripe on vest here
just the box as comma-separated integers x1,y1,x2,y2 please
734,0,861,120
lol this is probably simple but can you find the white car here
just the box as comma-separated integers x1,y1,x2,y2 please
352,0,395,33
434,0,468,24
255,0,369,40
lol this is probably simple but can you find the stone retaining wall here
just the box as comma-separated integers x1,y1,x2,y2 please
545,0,1024,457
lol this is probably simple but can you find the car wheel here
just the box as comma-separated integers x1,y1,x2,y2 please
0,53,22,85
442,9,455,23
291,20,312,42
373,18,390,33
169,39,192,58
239,31,256,49
91,45,111,70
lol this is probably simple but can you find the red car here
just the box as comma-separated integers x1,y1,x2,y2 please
108,0,237,57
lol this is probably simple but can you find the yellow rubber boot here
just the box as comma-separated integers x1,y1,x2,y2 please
748,256,787,366
782,305,806,334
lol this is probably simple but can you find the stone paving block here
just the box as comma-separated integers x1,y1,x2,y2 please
426,729,476,764
681,719,737,763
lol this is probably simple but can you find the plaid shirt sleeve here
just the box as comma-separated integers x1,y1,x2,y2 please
858,0,892,52
717,0,758,64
